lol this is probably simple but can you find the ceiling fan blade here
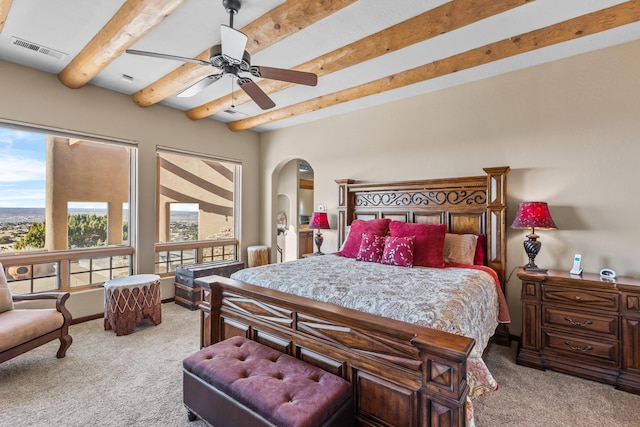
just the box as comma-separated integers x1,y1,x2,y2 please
237,77,276,110
125,49,211,66
177,74,223,98
250,66,318,86
220,25,248,65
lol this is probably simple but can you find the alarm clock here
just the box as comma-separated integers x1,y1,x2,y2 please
600,268,616,279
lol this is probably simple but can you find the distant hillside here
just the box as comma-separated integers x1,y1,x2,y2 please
0,208,197,224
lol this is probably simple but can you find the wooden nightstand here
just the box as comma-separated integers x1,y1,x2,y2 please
517,268,640,394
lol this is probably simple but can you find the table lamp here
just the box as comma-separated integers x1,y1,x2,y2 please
511,201,557,272
308,211,330,255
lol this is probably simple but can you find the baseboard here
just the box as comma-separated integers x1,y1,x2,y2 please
71,313,103,325
71,299,177,324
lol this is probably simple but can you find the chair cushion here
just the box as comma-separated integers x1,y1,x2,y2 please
0,309,64,353
0,263,14,313
183,336,352,427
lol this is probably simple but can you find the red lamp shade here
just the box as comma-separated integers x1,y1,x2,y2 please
308,212,330,230
308,212,330,255
511,201,557,271
511,202,557,231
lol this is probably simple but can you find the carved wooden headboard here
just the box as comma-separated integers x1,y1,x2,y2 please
335,166,510,291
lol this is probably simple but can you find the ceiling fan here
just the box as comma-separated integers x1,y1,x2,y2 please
126,0,318,110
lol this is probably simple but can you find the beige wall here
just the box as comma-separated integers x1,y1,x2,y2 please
259,40,640,336
3,39,639,330
0,60,261,318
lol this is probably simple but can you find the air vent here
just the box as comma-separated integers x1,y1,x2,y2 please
11,37,67,60
223,108,248,117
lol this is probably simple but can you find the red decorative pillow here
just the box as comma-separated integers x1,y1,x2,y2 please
381,236,415,267
356,233,386,263
336,218,391,259
474,234,486,265
388,221,446,268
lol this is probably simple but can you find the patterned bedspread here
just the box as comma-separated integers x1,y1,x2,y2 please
231,254,507,405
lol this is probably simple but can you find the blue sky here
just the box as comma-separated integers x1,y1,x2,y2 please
0,128,113,210
0,127,195,212
0,128,47,208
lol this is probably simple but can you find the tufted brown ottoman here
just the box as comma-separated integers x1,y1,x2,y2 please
183,336,353,427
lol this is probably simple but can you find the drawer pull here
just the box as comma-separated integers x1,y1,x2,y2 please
564,316,593,327
564,340,593,352
574,296,581,301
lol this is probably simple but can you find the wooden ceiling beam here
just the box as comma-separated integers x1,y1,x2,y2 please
228,0,640,132
187,0,531,120
131,0,357,108
58,0,187,89
0,0,13,34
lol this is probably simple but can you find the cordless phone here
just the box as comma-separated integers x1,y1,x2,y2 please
570,254,583,275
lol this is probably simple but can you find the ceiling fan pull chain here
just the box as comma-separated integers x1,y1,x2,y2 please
231,78,235,108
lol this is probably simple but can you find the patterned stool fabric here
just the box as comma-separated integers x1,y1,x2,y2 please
104,274,161,336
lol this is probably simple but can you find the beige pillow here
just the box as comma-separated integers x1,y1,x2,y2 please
0,263,14,313
444,234,478,265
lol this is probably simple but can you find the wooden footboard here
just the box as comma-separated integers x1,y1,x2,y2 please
197,275,474,427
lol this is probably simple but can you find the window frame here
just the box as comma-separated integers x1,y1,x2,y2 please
0,120,138,293
154,146,241,275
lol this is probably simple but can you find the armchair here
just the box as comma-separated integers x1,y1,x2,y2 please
0,264,73,363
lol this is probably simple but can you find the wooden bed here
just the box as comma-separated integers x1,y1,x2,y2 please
197,166,510,427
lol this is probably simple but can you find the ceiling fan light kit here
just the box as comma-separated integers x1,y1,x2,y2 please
126,0,318,110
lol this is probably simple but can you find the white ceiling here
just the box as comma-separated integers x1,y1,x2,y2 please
1,0,639,133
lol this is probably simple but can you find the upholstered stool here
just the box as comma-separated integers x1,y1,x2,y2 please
183,336,353,427
103,274,161,336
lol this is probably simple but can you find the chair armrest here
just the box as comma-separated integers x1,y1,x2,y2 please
12,292,72,322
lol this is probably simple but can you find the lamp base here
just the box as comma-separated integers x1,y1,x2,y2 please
524,267,548,273
314,231,324,256
523,235,543,272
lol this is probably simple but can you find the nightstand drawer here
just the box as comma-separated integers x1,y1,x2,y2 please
542,306,618,338
542,329,619,365
542,286,618,311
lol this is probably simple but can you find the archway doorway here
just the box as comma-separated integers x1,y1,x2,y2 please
274,159,314,263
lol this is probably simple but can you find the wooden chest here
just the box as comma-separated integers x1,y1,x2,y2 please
174,261,244,310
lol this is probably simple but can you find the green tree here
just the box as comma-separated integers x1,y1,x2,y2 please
13,214,121,250
14,222,46,249
67,214,107,248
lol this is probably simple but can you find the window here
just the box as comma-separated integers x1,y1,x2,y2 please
0,124,136,293
155,148,240,274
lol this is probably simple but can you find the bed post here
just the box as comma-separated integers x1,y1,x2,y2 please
482,166,510,292
335,179,355,250
483,166,510,346
199,283,222,348
412,335,471,427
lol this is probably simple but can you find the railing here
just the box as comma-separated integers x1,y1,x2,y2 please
154,239,239,276
1,239,240,294
0,246,134,293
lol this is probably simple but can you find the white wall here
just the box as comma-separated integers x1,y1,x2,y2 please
258,40,640,336
0,60,261,319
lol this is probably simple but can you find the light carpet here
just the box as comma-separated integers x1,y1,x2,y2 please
2,302,639,426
